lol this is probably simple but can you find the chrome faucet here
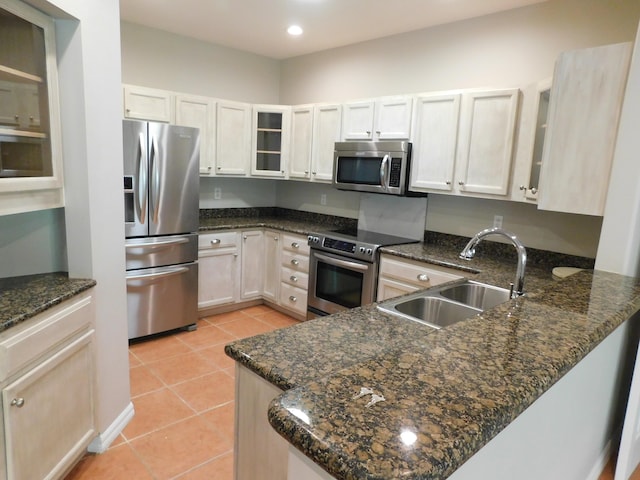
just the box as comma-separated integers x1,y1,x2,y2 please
459,227,527,298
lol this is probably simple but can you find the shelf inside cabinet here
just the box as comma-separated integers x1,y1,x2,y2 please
0,65,43,84
0,126,46,138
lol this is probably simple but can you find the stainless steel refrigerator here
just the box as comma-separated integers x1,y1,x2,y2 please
123,119,199,340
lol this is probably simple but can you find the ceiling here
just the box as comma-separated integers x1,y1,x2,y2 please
119,0,549,60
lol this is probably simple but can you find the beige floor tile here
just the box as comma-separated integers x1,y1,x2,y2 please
129,335,193,364
175,451,234,480
129,365,164,398
123,388,195,440
171,370,235,413
198,344,236,371
64,444,154,480
176,324,236,350
129,416,232,480
145,350,219,386
203,310,250,325
218,316,275,339
201,403,235,439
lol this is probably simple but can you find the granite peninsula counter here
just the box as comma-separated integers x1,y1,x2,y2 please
225,237,640,479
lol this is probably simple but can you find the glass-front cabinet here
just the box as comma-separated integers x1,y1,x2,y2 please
251,105,290,177
0,0,63,215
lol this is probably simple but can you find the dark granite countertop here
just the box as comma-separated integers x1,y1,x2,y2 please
0,272,96,333
222,216,638,480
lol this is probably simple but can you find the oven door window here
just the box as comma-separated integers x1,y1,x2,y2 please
316,261,363,309
336,156,384,185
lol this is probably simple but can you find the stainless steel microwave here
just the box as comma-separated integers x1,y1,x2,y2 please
333,141,415,195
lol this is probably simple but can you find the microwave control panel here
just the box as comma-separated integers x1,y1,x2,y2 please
389,158,402,187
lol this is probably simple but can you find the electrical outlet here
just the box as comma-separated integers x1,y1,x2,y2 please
214,187,222,200
320,194,327,206
493,215,503,229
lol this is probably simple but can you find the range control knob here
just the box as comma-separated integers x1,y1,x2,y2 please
359,246,366,254
308,236,320,244
366,248,373,256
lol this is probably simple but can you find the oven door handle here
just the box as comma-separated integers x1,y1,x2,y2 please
314,252,370,272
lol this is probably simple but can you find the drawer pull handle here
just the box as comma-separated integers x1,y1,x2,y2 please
210,239,221,246
417,273,430,282
291,259,299,266
291,242,299,249
290,275,298,282
11,398,25,408
289,295,297,302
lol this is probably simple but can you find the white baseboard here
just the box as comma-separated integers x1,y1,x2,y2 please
87,402,135,453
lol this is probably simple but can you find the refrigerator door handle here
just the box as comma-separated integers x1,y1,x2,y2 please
137,132,147,225
149,135,161,223
126,265,189,283
125,237,189,251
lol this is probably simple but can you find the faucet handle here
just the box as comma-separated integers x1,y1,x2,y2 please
509,282,515,299
460,247,475,260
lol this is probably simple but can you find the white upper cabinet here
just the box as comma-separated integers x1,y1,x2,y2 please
216,100,251,176
0,0,65,215
342,96,412,141
175,94,215,175
537,42,632,216
455,88,519,196
251,105,290,177
289,105,314,179
123,84,174,123
410,93,461,192
311,103,342,182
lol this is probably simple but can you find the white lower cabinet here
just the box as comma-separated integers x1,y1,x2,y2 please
234,363,288,480
262,230,281,303
278,233,309,317
0,291,95,480
377,254,463,301
198,232,240,309
241,230,264,300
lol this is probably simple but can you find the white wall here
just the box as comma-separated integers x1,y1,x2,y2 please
27,0,131,449
0,208,67,277
276,181,360,219
120,21,281,104
200,177,277,209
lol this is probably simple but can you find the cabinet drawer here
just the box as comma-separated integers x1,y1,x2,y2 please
198,231,239,250
281,234,310,255
281,250,309,273
378,255,462,288
281,267,309,289
0,292,93,381
279,283,308,316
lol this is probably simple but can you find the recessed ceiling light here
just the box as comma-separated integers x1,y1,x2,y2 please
287,25,303,36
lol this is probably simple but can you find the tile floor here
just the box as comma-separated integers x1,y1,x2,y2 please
65,305,300,480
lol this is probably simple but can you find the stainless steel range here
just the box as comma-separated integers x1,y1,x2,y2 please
307,228,418,318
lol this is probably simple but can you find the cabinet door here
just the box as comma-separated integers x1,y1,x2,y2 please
537,42,632,216
262,231,280,303
377,277,420,302
311,103,342,182
241,230,264,299
3,331,95,480
289,105,314,179
216,100,251,175
375,96,413,140
456,89,519,196
410,93,461,192
123,84,173,122
342,100,375,140
251,105,290,177
198,248,239,308
176,94,215,175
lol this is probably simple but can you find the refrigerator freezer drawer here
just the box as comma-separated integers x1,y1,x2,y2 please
126,262,198,339
125,233,198,270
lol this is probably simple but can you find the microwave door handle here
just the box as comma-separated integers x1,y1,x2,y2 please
137,133,147,225
380,154,390,190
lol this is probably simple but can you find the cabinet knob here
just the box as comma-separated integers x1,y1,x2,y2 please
217,166,222,170
312,171,317,175
530,187,538,194
243,235,247,240
274,236,279,241
207,166,212,171
291,259,299,266
233,253,238,258
14,115,19,121
126,108,131,113
210,239,221,246
458,181,465,186
366,130,371,135
417,273,430,282
304,170,309,174
290,275,298,282
291,242,299,249
289,295,297,302
11,398,25,408
375,130,381,134
445,181,451,185
519,185,526,191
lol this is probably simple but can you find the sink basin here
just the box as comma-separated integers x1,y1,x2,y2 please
377,279,512,330
438,281,511,310
385,296,481,329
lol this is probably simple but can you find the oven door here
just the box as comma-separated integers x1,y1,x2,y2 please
308,249,377,316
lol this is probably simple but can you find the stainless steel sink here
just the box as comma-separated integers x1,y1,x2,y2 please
438,281,511,310
377,280,511,329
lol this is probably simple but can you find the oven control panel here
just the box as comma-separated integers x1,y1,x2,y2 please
308,234,375,259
